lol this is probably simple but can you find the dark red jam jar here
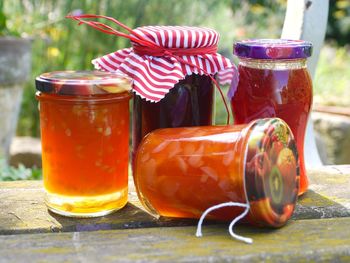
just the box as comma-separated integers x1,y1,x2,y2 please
229,39,313,195
133,74,214,162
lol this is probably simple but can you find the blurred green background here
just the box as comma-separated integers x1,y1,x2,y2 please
1,0,348,137
0,0,349,179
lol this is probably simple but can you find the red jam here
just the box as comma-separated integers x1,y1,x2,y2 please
231,59,312,195
132,74,214,163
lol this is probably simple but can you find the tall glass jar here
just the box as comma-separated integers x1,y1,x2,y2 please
36,71,132,217
230,39,312,195
134,118,300,227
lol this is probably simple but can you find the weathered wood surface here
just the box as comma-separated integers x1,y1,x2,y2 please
1,217,350,262
0,180,195,235
0,165,349,235
294,165,350,219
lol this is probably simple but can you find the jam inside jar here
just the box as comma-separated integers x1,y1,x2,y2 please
134,118,300,228
132,74,214,162
36,71,132,217
230,39,313,195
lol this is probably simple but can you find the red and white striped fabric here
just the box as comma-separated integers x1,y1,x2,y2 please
92,26,236,102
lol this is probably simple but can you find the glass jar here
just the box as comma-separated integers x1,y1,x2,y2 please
89,26,233,164
36,71,132,217
134,118,299,227
230,39,312,195
132,74,214,162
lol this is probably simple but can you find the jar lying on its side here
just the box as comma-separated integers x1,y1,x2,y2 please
134,118,299,227
36,71,132,217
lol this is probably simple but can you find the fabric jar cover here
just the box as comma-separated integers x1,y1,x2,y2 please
92,26,236,102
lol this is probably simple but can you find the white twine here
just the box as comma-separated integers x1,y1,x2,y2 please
195,201,253,244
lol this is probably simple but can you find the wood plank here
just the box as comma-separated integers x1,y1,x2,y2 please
295,165,350,219
0,165,349,235
313,105,350,117
1,217,350,262
0,180,195,235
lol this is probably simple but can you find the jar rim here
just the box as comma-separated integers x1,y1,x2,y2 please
35,70,132,96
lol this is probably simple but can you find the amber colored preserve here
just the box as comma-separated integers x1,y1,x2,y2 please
36,71,131,217
230,40,313,195
134,118,300,227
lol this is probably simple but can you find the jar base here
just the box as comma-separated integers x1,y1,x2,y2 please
45,188,128,218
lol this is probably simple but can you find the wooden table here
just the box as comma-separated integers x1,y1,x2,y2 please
1,165,350,262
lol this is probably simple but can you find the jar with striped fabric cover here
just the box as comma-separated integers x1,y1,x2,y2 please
92,25,235,163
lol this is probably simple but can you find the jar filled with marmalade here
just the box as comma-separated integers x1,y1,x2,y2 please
229,39,313,195
36,71,132,217
134,118,300,227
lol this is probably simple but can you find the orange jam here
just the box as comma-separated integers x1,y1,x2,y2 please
36,71,131,217
134,118,299,227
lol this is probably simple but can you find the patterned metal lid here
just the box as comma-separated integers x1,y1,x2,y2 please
35,70,132,95
245,118,299,227
234,39,313,60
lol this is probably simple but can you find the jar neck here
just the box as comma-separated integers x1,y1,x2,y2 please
238,58,307,70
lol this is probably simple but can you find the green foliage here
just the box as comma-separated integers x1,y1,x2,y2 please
0,3,6,35
0,0,20,36
1,0,349,180
1,0,349,137
327,0,350,46
314,45,350,106
0,159,42,181
3,0,286,136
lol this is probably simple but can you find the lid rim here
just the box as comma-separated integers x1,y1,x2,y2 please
234,39,313,60
35,70,132,96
